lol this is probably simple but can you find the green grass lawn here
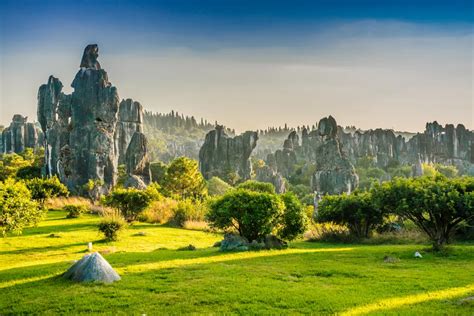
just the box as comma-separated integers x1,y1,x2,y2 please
1,210,473,315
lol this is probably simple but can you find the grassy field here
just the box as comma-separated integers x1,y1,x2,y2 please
0,210,473,315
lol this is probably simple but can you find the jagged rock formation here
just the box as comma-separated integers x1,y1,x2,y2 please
63,252,120,284
37,45,150,196
124,132,151,189
338,128,406,168
255,165,286,193
1,115,43,154
265,116,473,195
199,126,258,181
310,116,359,194
269,131,299,178
38,76,72,179
116,99,143,164
406,122,473,173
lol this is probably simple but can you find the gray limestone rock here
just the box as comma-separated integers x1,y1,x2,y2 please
1,115,43,154
37,44,152,198
124,132,151,188
219,234,249,252
63,252,120,283
116,99,144,164
199,125,258,181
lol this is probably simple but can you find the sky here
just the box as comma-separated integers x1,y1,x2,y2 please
0,0,473,132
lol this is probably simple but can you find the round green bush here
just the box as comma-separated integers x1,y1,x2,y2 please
207,189,284,241
64,205,88,218
98,214,126,241
279,192,308,241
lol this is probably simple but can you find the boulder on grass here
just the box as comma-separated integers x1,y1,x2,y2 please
220,234,249,252
63,252,121,283
263,235,288,250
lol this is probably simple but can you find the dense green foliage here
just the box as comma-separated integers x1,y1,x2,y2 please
163,157,207,199
26,176,69,204
0,179,42,236
207,176,232,196
64,205,88,218
0,148,44,181
103,185,161,222
279,192,308,240
318,191,384,238
150,161,168,184
171,199,208,227
236,180,276,194
374,176,473,250
207,189,284,241
98,213,127,241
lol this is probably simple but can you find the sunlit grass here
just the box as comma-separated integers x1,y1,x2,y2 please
341,284,474,315
1,209,473,314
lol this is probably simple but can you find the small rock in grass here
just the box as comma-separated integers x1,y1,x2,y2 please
135,231,147,236
179,244,196,251
47,233,61,238
383,256,399,263
99,247,116,255
458,296,474,305
414,251,423,258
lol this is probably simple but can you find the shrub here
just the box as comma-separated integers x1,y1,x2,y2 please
278,192,308,240
140,198,178,224
163,157,207,199
150,161,168,184
26,176,69,205
305,222,353,243
207,177,232,196
0,179,42,236
236,180,275,194
207,189,284,241
98,213,126,241
373,175,474,251
171,199,208,227
64,205,88,218
102,186,161,222
317,191,385,238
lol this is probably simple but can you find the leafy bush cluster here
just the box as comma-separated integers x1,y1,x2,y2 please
0,175,70,236
98,212,127,241
207,182,308,242
102,184,161,222
317,175,473,250
64,205,89,218
0,179,43,236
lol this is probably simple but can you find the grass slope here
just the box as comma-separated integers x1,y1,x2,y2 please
0,210,473,315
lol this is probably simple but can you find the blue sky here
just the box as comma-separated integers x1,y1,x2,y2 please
1,0,472,131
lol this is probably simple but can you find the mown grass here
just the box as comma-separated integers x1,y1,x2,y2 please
0,210,473,315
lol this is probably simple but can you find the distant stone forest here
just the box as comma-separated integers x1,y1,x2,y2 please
1,45,473,197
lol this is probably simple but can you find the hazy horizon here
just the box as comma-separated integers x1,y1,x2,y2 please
1,0,473,132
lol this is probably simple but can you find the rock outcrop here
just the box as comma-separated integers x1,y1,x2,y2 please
255,165,286,193
199,126,258,181
63,252,120,284
311,116,359,194
37,45,151,196
124,132,151,189
1,115,43,154
116,99,143,164
265,116,473,195
37,76,72,179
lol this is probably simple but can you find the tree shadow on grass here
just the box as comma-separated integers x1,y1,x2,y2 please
17,222,99,237
0,241,90,256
